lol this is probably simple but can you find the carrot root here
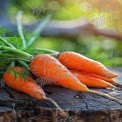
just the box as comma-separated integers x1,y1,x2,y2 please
45,97,68,117
112,80,122,86
88,90,122,105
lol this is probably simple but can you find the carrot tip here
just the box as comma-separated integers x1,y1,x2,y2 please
106,87,116,90
45,97,68,118
107,83,116,89
113,80,122,86
59,111,68,118
88,90,122,105
112,74,118,78
108,72,118,78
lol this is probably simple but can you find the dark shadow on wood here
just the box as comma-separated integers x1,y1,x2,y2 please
0,69,122,121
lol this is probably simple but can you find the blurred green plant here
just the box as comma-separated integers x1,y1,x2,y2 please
7,0,122,67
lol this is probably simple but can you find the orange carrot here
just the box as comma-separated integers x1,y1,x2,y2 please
3,67,67,117
71,70,115,89
29,54,122,105
80,72,122,86
57,51,117,78
85,73,115,83
29,54,89,92
3,67,46,100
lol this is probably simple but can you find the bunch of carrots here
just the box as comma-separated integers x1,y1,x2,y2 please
0,12,122,117
2,50,122,112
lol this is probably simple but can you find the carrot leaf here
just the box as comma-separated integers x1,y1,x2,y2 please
16,10,27,49
27,15,51,47
8,69,29,82
0,36,15,48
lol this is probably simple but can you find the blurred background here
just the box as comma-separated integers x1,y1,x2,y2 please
1,0,122,67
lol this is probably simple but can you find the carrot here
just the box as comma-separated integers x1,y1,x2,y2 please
57,51,117,78
29,54,122,105
80,72,122,86
85,73,116,83
3,67,67,117
3,67,46,99
30,54,89,92
71,70,115,89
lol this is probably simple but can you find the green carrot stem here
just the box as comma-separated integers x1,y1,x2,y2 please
16,11,26,49
34,48,59,55
0,36,15,49
27,15,51,47
8,61,15,68
17,61,29,69
0,46,32,58
0,57,30,62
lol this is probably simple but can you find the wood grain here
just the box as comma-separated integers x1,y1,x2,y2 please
0,68,122,122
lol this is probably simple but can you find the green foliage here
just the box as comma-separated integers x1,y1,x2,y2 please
5,37,22,49
8,68,29,81
32,36,122,67
0,27,9,36
5,0,122,67
0,13,58,76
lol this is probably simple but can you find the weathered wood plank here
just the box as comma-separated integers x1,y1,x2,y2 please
0,68,122,122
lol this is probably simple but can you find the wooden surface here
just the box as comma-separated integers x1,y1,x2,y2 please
0,68,122,122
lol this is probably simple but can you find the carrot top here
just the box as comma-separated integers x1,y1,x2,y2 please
6,67,30,81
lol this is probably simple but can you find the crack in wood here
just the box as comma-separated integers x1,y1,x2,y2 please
4,87,15,100
0,68,121,121
0,79,5,88
108,110,112,122
83,101,89,110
